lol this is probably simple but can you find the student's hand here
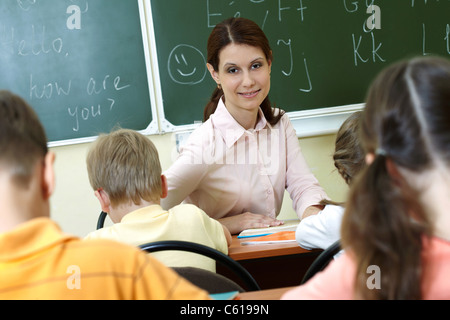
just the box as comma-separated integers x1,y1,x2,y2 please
301,205,324,220
219,212,283,235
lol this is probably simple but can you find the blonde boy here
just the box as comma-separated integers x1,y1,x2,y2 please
85,129,231,272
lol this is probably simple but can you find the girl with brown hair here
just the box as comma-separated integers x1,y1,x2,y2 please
296,111,365,250
283,56,450,299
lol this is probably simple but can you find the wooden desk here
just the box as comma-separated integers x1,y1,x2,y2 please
228,235,314,261
238,287,293,300
217,236,321,291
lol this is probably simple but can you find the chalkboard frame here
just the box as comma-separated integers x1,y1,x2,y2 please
44,0,159,147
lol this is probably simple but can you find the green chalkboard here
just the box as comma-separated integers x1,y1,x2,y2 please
150,0,450,127
0,0,153,143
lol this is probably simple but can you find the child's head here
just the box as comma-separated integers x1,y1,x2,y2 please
87,129,163,209
333,111,365,186
0,90,48,188
342,56,450,299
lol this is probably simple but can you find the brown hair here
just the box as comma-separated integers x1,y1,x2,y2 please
86,129,162,207
320,111,365,207
341,56,450,299
203,17,284,125
0,91,48,188
333,111,365,186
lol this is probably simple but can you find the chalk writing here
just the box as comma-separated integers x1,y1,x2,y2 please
16,0,37,11
168,44,207,85
0,1,152,141
65,74,130,131
0,24,64,57
86,75,130,96
411,0,444,7
347,2,384,67
299,58,312,93
446,24,450,54
67,98,116,132
422,22,450,56
278,0,308,22
352,32,385,66
29,75,72,100
68,104,102,132
276,39,293,76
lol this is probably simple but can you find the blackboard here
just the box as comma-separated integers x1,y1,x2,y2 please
0,0,154,144
150,0,450,128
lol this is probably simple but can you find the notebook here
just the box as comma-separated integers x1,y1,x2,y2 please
237,219,300,238
240,231,296,245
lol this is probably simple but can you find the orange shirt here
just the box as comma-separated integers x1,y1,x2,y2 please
0,218,210,300
282,236,450,300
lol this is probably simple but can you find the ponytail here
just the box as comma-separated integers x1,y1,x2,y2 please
342,154,431,299
203,87,222,122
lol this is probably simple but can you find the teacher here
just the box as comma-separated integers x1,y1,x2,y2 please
162,17,328,234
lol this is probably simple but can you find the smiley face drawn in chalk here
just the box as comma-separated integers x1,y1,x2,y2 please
168,44,207,85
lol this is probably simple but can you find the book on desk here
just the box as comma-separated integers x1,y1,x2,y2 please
241,231,296,245
238,219,299,245
237,219,299,238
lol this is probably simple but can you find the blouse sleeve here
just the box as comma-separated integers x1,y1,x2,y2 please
282,115,329,218
161,127,209,210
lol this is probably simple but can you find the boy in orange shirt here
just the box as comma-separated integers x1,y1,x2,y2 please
0,90,209,300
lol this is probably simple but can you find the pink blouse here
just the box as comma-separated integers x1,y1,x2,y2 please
282,236,450,300
161,99,328,220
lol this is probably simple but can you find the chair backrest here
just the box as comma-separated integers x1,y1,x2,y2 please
300,240,341,284
172,266,244,293
97,211,107,230
139,240,261,292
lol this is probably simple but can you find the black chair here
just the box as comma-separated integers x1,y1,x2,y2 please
300,240,341,284
171,266,245,294
139,240,261,292
96,211,107,229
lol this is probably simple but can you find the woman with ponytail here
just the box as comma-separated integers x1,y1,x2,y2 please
162,17,328,234
283,56,450,299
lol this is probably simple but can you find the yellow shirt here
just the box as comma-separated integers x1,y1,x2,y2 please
85,204,228,272
0,218,209,300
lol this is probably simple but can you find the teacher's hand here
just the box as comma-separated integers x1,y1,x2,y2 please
219,212,283,235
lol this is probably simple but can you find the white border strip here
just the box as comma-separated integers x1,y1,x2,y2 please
289,103,364,138
169,103,365,143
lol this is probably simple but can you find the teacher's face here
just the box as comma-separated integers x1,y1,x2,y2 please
208,43,271,120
